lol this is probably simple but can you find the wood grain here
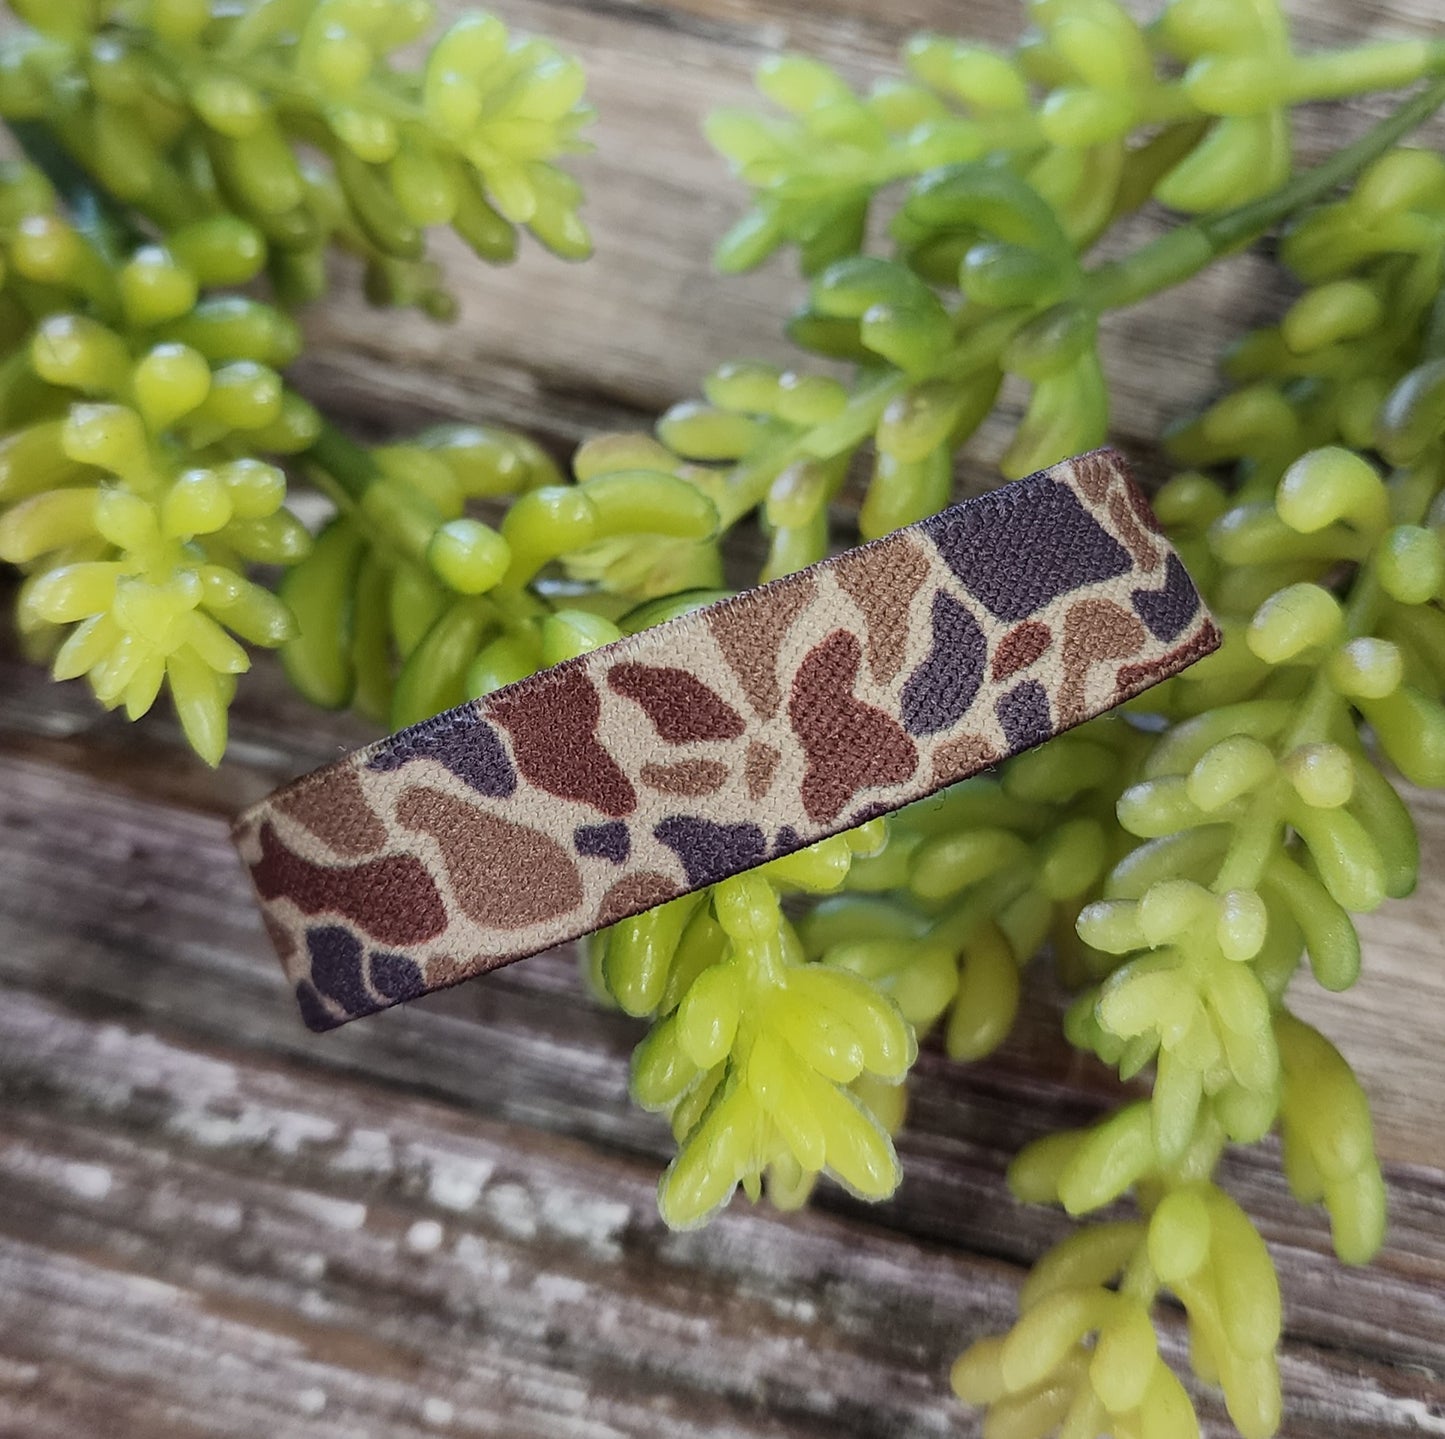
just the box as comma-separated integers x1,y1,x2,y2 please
2,0,1445,1434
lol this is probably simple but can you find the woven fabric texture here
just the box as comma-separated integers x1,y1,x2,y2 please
235,448,1220,1031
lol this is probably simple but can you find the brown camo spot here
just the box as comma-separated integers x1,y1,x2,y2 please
744,741,780,801
641,758,730,796
424,952,505,988
595,872,682,927
1072,450,1116,503
606,663,746,743
1058,597,1148,725
489,666,636,817
1115,619,1221,700
276,767,388,858
250,822,447,946
1107,491,1162,573
831,532,930,682
930,733,1001,786
397,786,583,931
706,574,816,718
991,620,1053,681
1123,472,1166,535
788,629,918,824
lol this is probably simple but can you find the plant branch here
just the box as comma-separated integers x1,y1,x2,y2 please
1086,76,1445,312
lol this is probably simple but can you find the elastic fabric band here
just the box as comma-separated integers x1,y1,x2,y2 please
235,447,1220,1031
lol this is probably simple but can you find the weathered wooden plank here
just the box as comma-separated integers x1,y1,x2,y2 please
0,749,1441,1387
0,987,1440,1439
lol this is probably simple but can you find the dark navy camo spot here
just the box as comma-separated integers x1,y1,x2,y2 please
368,949,426,1002
294,979,337,1032
1131,553,1199,641
575,820,631,863
996,681,1053,751
368,714,517,798
654,817,768,888
900,591,987,735
306,925,372,1016
923,476,1131,620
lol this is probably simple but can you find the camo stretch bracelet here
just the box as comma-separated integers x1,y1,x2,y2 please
235,447,1220,1031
